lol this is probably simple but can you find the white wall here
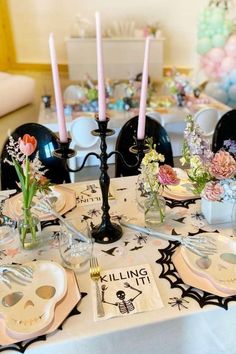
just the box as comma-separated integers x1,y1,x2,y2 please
8,0,209,67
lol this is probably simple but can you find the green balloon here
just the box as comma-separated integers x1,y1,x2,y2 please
197,29,207,39
212,6,225,16
225,20,234,33
197,37,212,55
209,13,224,28
212,34,226,47
204,9,211,18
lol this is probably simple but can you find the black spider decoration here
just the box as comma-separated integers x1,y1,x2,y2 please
51,231,60,241
88,208,101,217
191,211,204,221
168,297,189,310
133,233,148,245
111,213,123,222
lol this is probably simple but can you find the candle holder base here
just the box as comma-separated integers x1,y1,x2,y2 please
91,222,122,244
53,138,76,159
53,148,76,159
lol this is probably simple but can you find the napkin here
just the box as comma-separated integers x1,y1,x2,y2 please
92,264,163,321
0,190,17,202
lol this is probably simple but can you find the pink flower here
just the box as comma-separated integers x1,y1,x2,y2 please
202,181,224,201
158,165,180,185
209,150,236,180
19,134,37,156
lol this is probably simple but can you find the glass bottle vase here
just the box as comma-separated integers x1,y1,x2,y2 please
144,193,166,225
17,207,41,250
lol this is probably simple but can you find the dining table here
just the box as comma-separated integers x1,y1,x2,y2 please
0,175,236,354
38,93,232,159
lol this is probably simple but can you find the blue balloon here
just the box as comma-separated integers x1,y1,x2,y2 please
220,77,231,91
227,100,236,108
229,69,236,84
205,82,221,96
228,84,236,100
211,88,228,104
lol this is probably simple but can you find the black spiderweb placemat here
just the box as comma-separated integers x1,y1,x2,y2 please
156,241,236,310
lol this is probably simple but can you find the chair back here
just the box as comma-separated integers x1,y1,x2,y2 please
212,109,236,153
194,107,219,137
115,115,174,177
1,123,71,190
70,116,99,148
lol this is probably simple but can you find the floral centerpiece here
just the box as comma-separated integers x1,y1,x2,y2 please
139,139,180,224
165,68,193,107
181,115,236,224
4,134,51,248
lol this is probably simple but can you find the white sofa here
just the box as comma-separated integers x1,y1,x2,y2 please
0,72,35,117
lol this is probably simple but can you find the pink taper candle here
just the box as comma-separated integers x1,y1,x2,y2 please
137,37,151,140
49,33,68,142
95,12,106,121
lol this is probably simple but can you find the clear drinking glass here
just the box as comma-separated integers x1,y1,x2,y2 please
59,218,93,272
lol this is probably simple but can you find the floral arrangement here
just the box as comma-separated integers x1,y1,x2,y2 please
181,114,236,202
140,138,180,222
63,74,154,113
165,68,193,99
4,134,51,247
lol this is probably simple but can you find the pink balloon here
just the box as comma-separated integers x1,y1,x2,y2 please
207,47,225,63
225,42,236,58
204,64,218,79
220,56,236,73
226,35,236,46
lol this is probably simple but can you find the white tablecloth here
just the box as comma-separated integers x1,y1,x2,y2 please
1,176,236,354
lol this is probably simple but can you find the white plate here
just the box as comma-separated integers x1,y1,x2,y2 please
163,168,198,200
0,260,67,338
181,233,236,295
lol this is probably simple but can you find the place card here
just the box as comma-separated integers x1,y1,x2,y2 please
75,182,115,206
92,263,163,321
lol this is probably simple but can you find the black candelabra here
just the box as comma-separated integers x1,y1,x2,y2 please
53,116,149,244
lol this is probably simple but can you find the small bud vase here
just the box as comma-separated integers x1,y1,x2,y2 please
144,193,166,225
17,207,41,249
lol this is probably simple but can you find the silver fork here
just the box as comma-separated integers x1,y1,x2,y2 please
90,257,105,318
0,264,33,288
120,218,217,258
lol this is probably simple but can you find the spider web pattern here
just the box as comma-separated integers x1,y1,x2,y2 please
165,197,197,209
0,292,87,353
156,242,236,310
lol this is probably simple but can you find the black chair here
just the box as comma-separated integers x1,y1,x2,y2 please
212,109,236,153
1,123,71,190
115,115,174,177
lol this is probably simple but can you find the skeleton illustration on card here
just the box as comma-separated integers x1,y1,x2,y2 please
93,264,163,320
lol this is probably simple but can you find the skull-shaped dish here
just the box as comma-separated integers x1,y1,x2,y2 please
181,233,236,295
0,261,67,338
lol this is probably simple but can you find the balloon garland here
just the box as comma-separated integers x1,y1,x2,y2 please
197,0,236,106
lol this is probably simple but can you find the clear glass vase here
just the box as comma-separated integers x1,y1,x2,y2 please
17,207,41,250
144,193,166,225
